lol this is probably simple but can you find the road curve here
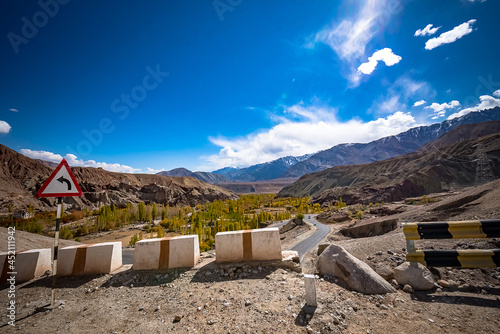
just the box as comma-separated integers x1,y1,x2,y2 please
290,214,330,259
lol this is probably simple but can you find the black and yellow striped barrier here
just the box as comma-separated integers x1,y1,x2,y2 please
403,220,500,268
403,220,500,240
406,249,500,268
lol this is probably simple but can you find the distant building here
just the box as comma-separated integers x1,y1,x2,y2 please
13,211,34,219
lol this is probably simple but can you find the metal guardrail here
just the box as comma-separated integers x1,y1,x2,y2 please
403,220,500,268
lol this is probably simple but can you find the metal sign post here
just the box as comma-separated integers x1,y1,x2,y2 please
37,159,83,307
51,197,62,305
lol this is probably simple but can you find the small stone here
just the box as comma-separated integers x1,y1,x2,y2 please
428,318,434,323
379,304,389,310
205,271,212,276
138,307,144,311
207,320,217,325
403,284,414,294
376,251,383,256
245,300,252,306
155,306,161,312
288,295,294,300
173,315,181,323
437,279,450,288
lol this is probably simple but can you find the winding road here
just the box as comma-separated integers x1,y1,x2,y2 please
290,214,330,259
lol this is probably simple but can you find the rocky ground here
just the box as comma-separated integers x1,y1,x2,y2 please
1,180,500,333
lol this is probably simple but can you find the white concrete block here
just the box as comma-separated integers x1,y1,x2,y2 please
214,231,244,263
168,235,200,268
251,228,282,261
304,274,317,307
0,249,51,283
57,242,122,276
215,228,282,263
133,235,200,270
133,239,160,271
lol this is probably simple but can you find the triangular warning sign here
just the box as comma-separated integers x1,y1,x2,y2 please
37,159,83,198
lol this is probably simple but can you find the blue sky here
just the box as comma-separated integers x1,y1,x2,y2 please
1,0,500,173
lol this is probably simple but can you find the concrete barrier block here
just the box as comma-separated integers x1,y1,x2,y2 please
57,242,122,276
133,235,200,270
215,228,282,263
0,249,51,283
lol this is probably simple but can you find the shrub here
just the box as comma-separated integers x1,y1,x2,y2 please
355,210,364,219
157,225,166,238
15,221,43,234
59,226,74,240
129,233,142,246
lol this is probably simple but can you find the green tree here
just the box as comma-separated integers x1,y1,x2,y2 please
152,203,157,220
138,202,146,222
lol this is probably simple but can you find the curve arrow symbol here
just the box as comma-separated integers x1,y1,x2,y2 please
57,176,72,190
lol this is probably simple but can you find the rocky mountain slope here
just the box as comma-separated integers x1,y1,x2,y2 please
0,145,237,212
281,107,500,178
278,124,500,204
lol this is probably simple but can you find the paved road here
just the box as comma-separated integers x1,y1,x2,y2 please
290,214,330,259
123,248,134,265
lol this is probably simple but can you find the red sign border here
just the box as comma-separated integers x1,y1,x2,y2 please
36,158,83,198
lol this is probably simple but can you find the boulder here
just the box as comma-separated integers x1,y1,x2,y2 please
317,244,396,294
374,263,394,281
393,262,436,290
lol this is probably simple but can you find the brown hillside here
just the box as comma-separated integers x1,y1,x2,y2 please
278,132,500,205
0,144,237,212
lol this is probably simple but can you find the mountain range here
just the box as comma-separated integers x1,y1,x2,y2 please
157,168,229,184
280,107,500,178
161,107,500,184
277,121,500,204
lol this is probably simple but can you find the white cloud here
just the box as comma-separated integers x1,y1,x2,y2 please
357,48,402,75
425,19,476,50
311,0,399,86
493,89,500,98
146,167,165,174
9,108,19,112
0,120,12,134
448,94,500,120
369,76,434,116
203,103,420,169
425,100,460,119
415,24,441,37
413,100,426,107
18,149,157,174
